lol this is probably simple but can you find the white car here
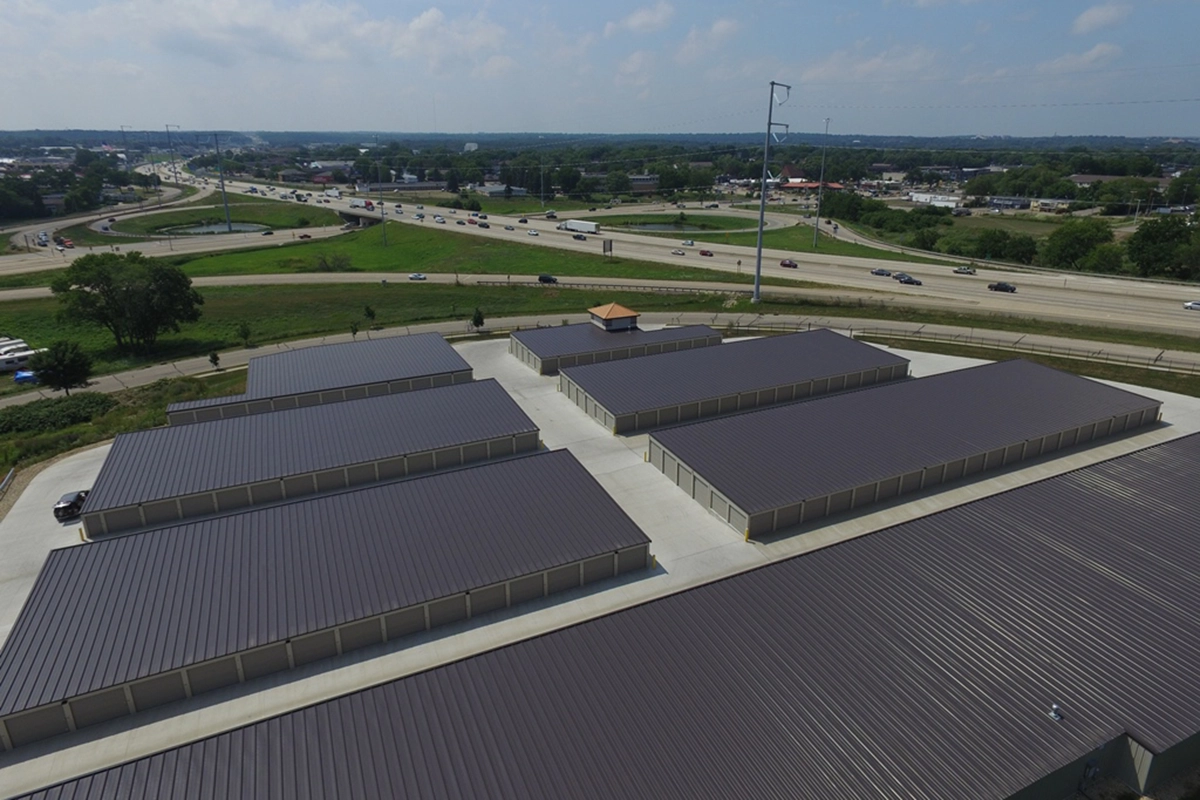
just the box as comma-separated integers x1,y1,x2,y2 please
1185,301,1200,311
671,249,686,255
527,229,539,236
408,273,426,281
681,239,695,246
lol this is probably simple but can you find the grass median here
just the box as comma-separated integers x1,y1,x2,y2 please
111,203,341,235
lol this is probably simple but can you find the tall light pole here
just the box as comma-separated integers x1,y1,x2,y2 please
119,125,132,175
752,80,791,304
374,136,387,247
143,131,159,209
213,133,234,233
165,124,181,186
813,117,831,249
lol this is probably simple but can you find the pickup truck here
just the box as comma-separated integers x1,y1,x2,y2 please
953,266,976,275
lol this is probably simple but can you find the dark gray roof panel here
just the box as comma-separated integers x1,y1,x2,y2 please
560,330,909,414
167,333,471,411
0,450,648,717
651,359,1161,514
84,379,538,513
511,323,719,359
18,434,1200,800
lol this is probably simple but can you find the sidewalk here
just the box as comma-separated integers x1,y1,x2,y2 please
4,312,1198,410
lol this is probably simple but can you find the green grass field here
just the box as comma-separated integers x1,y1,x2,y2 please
111,203,341,235
171,191,290,209
692,223,953,265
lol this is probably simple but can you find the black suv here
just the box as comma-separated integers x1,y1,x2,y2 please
988,282,1017,293
54,490,89,520
538,274,558,284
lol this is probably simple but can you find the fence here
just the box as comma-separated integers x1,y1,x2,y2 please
0,468,15,502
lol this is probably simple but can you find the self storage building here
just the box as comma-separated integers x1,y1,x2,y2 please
509,323,721,375
649,359,1161,537
81,379,539,537
16,434,1200,799
167,333,472,424
0,450,651,751
559,329,909,434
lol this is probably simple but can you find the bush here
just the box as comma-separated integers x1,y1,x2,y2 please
0,392,118,435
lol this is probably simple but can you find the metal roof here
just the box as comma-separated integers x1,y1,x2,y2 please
650,359,1161,514
510,323,719,359
167,333,471,412
588,302,639,320
18,434,1200,799
560,329,909,415
0,450,648,718
84,379,537,514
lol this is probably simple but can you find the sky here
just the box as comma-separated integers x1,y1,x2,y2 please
1,0,1198,138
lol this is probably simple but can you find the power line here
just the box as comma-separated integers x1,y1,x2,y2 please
790,97,1200,111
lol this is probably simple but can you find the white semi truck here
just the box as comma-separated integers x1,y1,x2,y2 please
324,188,341,199
556,220,599,235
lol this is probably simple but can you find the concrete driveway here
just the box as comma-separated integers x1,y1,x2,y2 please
0,444,110,646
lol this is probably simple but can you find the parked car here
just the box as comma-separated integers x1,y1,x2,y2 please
1184,301,1200,311
538,274,557,284
988,282,1017,293
13,370,37,385
780,259,798,268
699,250,714,257
53,490,89,521
870,268,891,277
953,266,976,275
408,273,426,281
898,275,923,286
671,249,686,255
572,234,586,241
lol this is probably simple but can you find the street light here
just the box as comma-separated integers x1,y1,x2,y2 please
752,80,791,304
813,117,830,249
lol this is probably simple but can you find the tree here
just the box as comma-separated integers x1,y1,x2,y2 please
445,170,460,193
605,171,632,195
27,340,92,396
350,321,359,340
471,307,485,329
364,305,376,327
1125,215,1193,278
237,321,253,347
50,253,204,354
208,352,221,370
1039,219,1113,270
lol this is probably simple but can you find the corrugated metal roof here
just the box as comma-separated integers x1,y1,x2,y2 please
650,359,1161,514
561,330,909,415
0,450,648,718
84,379,538,514
510,323,719,359
168,333,471,412
18,434,1200,799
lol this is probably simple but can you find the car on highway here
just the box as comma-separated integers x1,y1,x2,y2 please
53,490,89,521
108,217,116,223
870,268,891,277
699,249,714,257
456,220,467,225
528,229,539,236
780,259,798,268
671,249,686,255
408,273,426,281
478,214,488,219
573,234,586,241
589,207,597,211
538,274,557,284
478,222,490,228
415,213,425,219
298,234,311,239
261,230,274,236
467,218,477,225
892,272,911,281
416,204,424,209
1184,301,1200,311
953,266,977,275
898,275,923,286
681,239,695,246
988,282,1017,293
518,218,528,224
504,225,515,230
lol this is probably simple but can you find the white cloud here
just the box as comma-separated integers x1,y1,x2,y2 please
604,2,673,37
616,50,654,87
1037,42,1122,73
385,8,508,71
799,45,938,83
676,18,738,64
1071,3,1131,34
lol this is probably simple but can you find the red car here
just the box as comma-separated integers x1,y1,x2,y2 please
699,250,714,257
780,259,797,268
298,234,312,239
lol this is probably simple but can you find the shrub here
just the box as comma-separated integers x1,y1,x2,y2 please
0,393,118,435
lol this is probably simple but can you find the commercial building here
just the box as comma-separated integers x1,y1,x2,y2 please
559,330,909,434
167,334,472,424
0,450,651,751
510,324,721,376
82,379,539,537
18,434,1200,798
649,360,1161,537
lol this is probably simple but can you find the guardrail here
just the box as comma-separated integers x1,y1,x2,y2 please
476,280,753,296
0,468,15,502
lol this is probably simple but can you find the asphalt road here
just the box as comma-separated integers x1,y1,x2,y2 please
4,168,1199,338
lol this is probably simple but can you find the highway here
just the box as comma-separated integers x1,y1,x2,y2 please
3,167,1199,337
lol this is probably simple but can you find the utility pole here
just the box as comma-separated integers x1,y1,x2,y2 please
752,80,791,304
374,135,387,247
165,124,181,186
813,117,831,249
119,125,132,175
214,133,234,233
144,131,161,208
